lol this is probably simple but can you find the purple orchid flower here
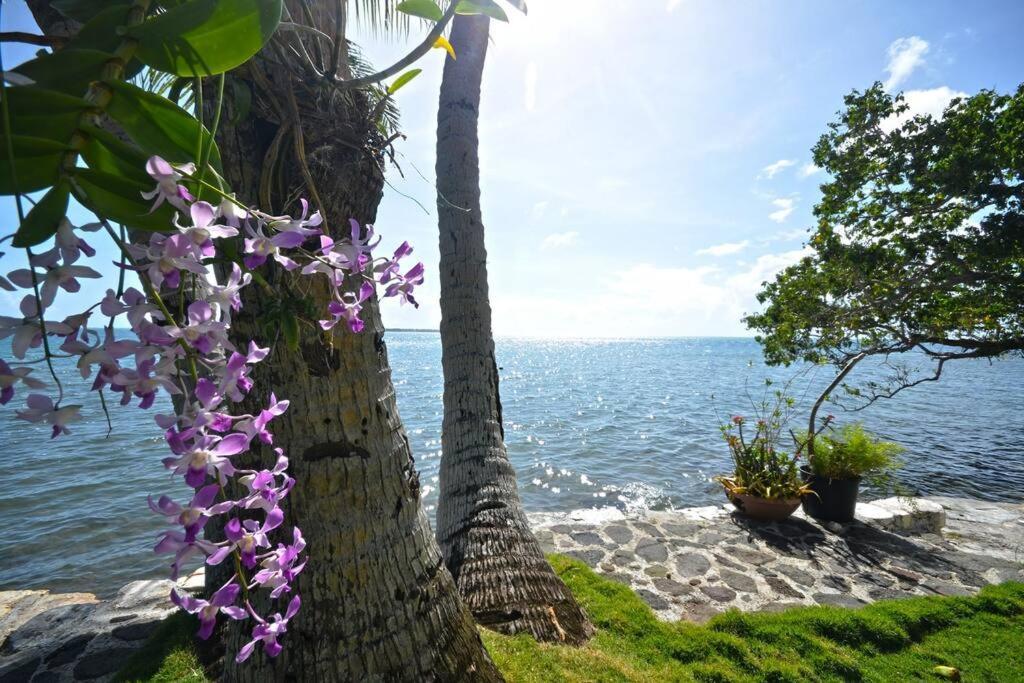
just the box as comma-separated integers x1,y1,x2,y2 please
175,200,239,258
266,198,323,245
171,581,248,640
149,483,234,542
163,431,249,487
383,262,425,307
238,451,294,513
219,342,269,402
218,195,249,227
320,281,374,333
203,264,251,315
141,156,196,212
377,241,414,284
172,301,232,355
7,255,102,309
0,297,73,359
15,393,82,438
0,358,46,405
235,595,301,662
253,527,306,599
242,222,301,271
154,530,218,580
101,287,162,329
208,507,284,569
55,218,100,262
236,394,289,445
129,233,208,291
321,219,380,277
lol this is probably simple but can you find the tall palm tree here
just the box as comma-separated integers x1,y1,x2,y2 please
26,1,503,679
434,13,594,645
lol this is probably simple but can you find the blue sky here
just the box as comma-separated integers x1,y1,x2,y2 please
3,0,1023,336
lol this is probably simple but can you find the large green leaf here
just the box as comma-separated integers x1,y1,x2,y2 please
1,86,89,143
13,182,71,247
71,167,177,232
0,136,68,195
387,69,422,96
64,4,132,54
104,79,221,171
79,123,151,183
12,49,113,96
51,0,114,23
127,0,283,77
503,0,528,13
396,0,443,21
456,0,509,21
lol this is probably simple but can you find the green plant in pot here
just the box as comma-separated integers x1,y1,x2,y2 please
717,413,812,522
800,423,903,523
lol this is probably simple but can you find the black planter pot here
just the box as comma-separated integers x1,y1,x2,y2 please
800,465,861,523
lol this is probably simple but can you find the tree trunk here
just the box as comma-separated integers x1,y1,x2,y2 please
209,20,502,683
434,14,594,645
28,1,501,679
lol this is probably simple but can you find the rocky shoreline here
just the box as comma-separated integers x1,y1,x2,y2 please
2,496,1022,682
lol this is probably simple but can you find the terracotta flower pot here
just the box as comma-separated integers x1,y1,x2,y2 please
727,492,801,521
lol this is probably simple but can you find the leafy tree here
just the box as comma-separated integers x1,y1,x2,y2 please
434,8,594,644
746,82,1024,439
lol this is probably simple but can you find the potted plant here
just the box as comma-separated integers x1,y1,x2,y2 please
800,423,903,522
717,413,811,521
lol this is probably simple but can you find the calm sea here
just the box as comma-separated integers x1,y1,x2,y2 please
2,333,1022,596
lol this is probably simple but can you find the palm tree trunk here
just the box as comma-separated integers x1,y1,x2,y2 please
434,14,594,645
210,29,502,683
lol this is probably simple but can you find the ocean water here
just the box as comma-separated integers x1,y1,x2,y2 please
2,333,1022,596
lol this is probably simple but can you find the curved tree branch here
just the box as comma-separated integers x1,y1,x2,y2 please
328,0,457,90
0,31,65,48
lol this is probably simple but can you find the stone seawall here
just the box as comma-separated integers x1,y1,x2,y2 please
2,497,1022,681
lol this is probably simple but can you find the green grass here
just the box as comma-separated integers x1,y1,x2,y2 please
119,556,1024,682
114,611,209,683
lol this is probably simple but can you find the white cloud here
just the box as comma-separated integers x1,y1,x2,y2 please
490,248,813,338
524,62,538,112
880,86,968,132
697,240,749,257
541,231,580,249
666,0,683,12
883,36,929,91
759,159,796,179
768,197,796,223
799,163,822,178
530,200,549,220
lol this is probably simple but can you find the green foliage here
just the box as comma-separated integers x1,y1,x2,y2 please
746,83,1024,379
808,423,903,480
3,0,282,245
12,48,114,95
387,68,422,95
14,182,71,248
457,0,510,22
127,0,284,77
0,135,68,195
119,557,1024,682
104,79,222,171
114,557,1024,679
113,611,208,683
716,381,807,501
396,0,443,21
484,558,1024,682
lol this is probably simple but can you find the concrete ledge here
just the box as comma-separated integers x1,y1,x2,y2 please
857,497,946,533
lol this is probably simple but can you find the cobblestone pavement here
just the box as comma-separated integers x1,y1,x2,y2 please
1,497,1021,680
530,496,1024,622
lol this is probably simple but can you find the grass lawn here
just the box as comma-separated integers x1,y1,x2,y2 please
118,556,1024,682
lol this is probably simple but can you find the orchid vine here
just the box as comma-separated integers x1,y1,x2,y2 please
0,156,423,662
